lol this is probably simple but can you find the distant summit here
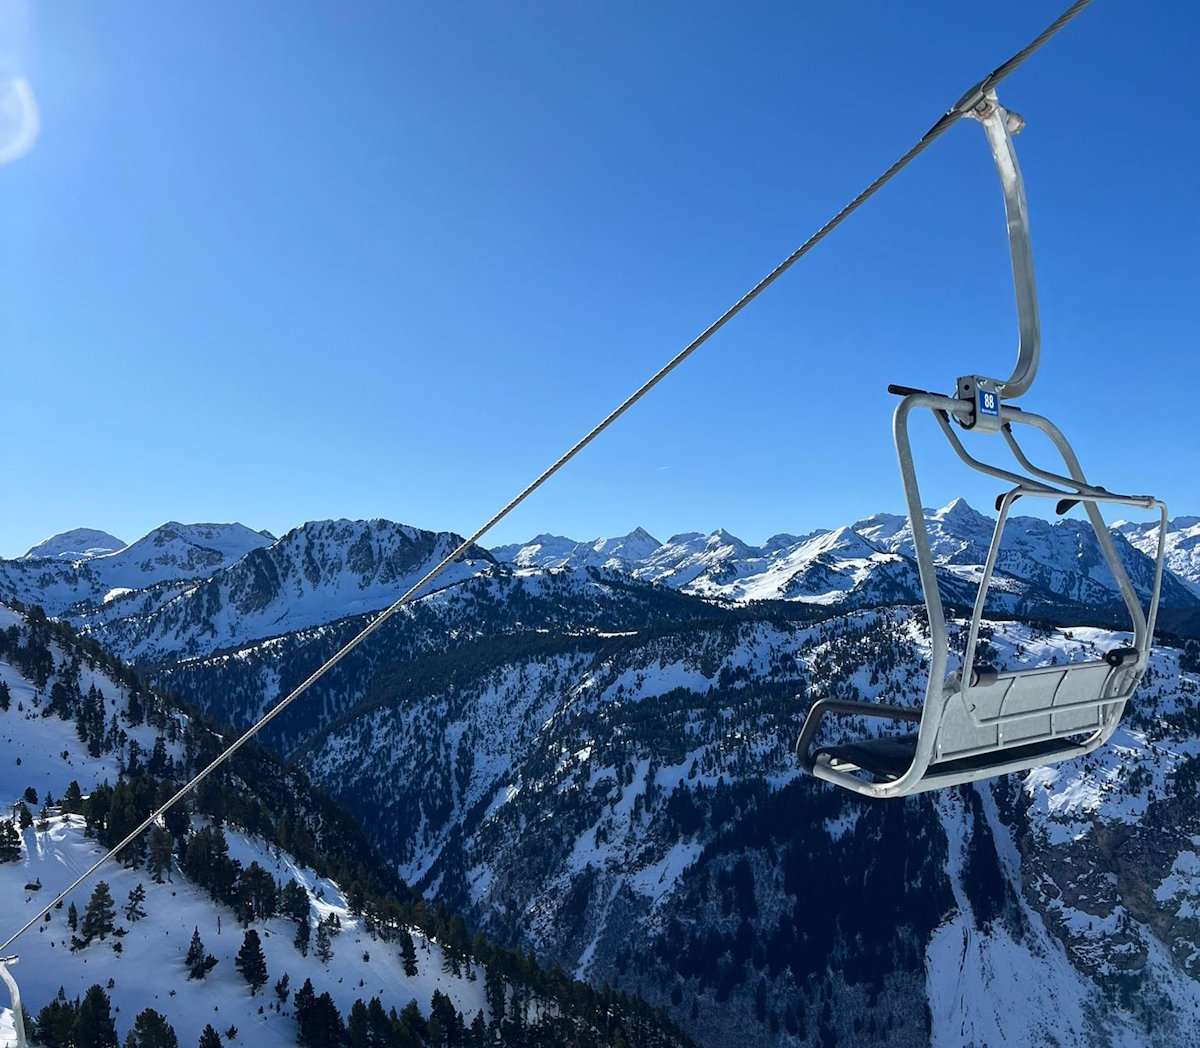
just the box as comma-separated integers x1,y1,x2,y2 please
23,527,126,560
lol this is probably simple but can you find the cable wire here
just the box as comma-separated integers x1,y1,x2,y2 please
0,0,1092,955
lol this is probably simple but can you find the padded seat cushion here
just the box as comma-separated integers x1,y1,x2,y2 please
815,735,919,781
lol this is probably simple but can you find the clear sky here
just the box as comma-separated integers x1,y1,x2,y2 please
2,1,1197,558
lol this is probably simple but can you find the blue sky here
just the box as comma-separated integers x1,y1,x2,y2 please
2,1,1197,558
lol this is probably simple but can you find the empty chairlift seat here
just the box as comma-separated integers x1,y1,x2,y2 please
795,90,1167,799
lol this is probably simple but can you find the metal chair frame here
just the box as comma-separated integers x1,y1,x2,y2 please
796,92,1168,798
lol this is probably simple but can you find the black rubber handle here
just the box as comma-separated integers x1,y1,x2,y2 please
1105,646,1140,668
887,384,934,397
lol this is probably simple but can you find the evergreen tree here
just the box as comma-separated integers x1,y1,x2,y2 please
185,927,217,980
294,917,311,956
279,879,309,923
16,802,32,830
125,883,147,922
147,826,173,884
0,679,9,710
0,819,20,863
127,1009,178,1048
399,928,418,977
197,1026,222,1048
34,993,79,1048
62,780,84,815
78,881,116,945
73,984,118,1048
235,928,268,995
293,978,316,1025
67,902,79,932
298,992,343,1048
315,920,333,964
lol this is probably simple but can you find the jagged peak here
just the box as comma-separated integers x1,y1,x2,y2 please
930,497,988,523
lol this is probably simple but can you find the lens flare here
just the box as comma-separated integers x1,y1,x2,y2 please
0,75,38,165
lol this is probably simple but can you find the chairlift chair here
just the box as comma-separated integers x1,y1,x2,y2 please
796,91,1168,799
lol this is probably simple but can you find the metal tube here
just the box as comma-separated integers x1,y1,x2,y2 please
1013,410,1149,649
975,93,1040,399
0,958,26,1048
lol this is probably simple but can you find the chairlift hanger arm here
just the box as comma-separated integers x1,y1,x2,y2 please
0,956,27,1048
969,93,1040,402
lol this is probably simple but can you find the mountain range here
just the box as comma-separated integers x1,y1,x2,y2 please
5,503,1200,1046
4,499,1197,672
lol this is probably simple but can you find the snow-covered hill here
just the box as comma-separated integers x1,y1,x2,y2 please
1117,515,1200,597
22,528,126,561
492,527,662,573
0,817,486,1047
0,522,273,617
2,502,1195,677
278,603,1200,1048
494,498,1198,610
79,519,496,663
0,602,689,1048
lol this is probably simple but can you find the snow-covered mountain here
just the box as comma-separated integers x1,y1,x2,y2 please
0,522,274,617
80,519,496,663
6,498,1200,1046
0,602,688,1048
3,502,1195,676
22,528,126,560
1117,515,1200,598
264,600,1200,1048
493,527,662,573
493,498,1197,611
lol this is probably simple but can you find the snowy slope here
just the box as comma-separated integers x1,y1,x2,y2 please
493,528,662,573
22,529,126,561
79,519,496,663
0,602,575,1047
0,522,273,617
287,597,1200,1047
1117,515,1200,597
0,818,486,1047
492,498,1198,609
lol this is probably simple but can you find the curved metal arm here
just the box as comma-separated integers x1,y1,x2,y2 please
796,698,921,772
0,957,26,1048
971,91,1040,400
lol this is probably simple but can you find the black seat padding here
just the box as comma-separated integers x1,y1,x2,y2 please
815,735,919,781
814,733,1090,784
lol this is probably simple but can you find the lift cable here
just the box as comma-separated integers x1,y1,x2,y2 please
0,0,1092,956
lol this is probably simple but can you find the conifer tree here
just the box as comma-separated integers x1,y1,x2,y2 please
235,928,268,995
0,679,9,711
315,920,334,964
399,928,418,977
127,1008,178,1048
78,881,116,945
125,883,147,922
62,780,84,815
73,983,118,1048
197,1025,222,1048
186,926,218,980
0,819,20,863
147,826,173,884
68,901,79,931
35,990,79,1047
294,917,311,956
